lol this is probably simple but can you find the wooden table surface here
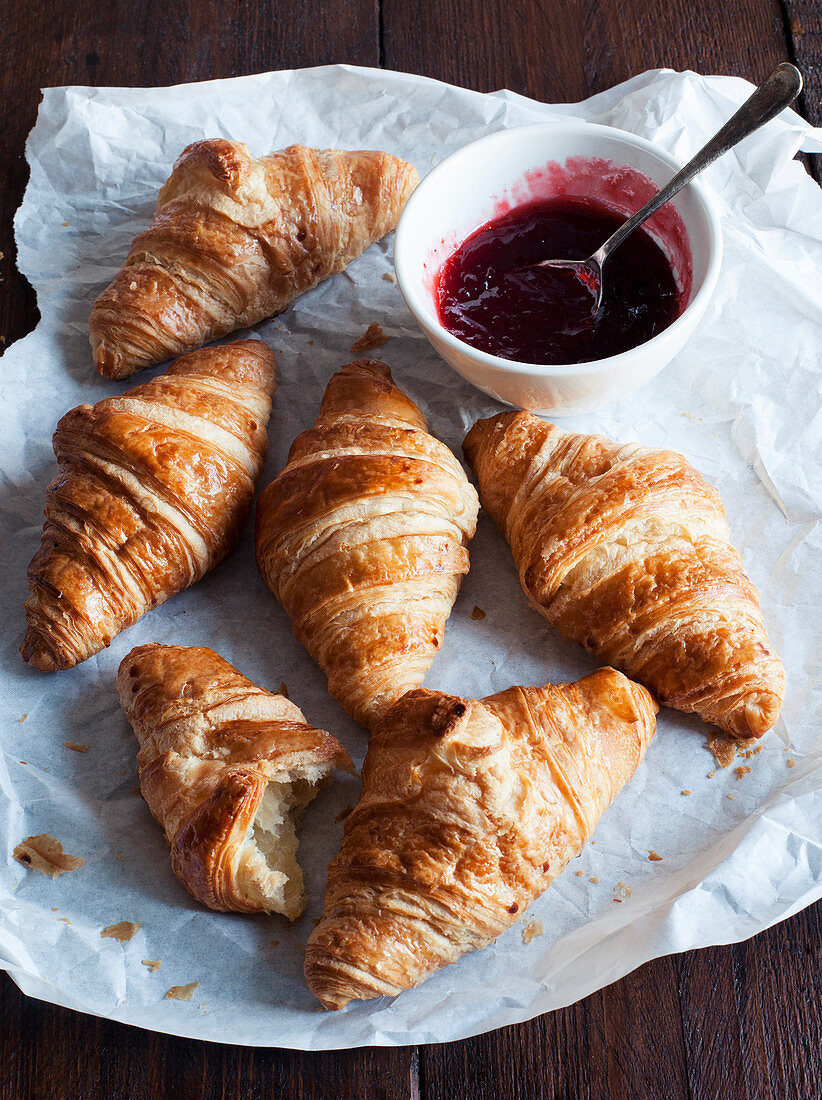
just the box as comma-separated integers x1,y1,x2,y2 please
2,2,821,1097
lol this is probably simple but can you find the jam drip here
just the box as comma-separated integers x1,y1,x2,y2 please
436,197,681,366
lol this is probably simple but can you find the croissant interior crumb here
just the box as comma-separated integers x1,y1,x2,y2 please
237,771,329,920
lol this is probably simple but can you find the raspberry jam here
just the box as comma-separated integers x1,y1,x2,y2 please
435,196,682,365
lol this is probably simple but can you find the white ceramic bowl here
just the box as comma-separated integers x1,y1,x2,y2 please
394,122,722,415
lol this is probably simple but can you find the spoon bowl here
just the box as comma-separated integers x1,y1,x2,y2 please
536,256,604,312
526,63,801,317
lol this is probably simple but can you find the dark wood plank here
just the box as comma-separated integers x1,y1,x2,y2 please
783,0,822,127
599,957,689,1099
421,956,690,1100
381,0,792,101
783,0,822,178
742,903,822,1097
676,945,767,1100
417,988,605,1099
0,970,417,1100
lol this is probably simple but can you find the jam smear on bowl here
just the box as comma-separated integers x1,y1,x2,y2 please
435,197,682,365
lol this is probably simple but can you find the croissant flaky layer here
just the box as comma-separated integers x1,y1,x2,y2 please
117,644,352,918
90,140,419,378
22,340,276,671
304,667,657,1009
255,359,479,728
463,411,785,740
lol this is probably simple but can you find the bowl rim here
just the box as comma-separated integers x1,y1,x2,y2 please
394,120,723,378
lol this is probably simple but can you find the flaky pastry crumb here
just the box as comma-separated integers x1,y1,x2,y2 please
708,733,737,768
350,322,388,353
522,919,544,944
13,835,84,877
165,981,199,1001
101,921,141,943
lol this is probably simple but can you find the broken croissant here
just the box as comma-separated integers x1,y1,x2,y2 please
463,412,785,740
22,340,276,671
90,140,419,378
305,667,657,1008
255,359,479,727
117,643,352,918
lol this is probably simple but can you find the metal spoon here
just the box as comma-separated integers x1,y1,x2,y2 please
530,62,803,312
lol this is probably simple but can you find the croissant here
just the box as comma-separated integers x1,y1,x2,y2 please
255,359,479,728
22,340,276,671
89,140,419,379
463,412,785,740
304,667,657,1008
117,644,352,918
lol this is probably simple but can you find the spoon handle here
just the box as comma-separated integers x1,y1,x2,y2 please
596,62,803,265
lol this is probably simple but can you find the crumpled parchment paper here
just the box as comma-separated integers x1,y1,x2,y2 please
2,64,822,1049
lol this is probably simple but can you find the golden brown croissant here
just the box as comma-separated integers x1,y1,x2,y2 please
255,359,479,728
89,140,419,379
22,340,276,671
304,667,657,1008
117,644,353,918
463,412,785,740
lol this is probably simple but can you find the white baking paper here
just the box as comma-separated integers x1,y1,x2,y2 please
2,65,822,1049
